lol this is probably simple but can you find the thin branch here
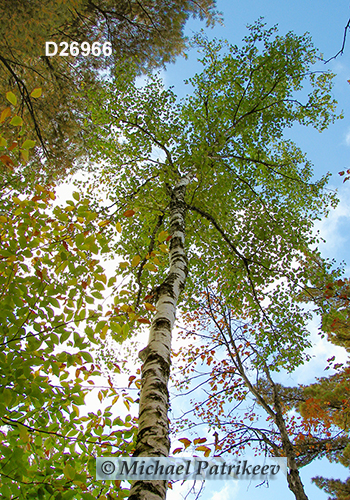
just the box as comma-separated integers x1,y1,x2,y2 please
323,18,350,63
0,55,48,155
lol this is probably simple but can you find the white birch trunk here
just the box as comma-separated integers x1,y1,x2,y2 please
128,176,189,500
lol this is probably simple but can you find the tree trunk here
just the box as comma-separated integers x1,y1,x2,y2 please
287,466,309,500
272,384,309,500
128,176,189,500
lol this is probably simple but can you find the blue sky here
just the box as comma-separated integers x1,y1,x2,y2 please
160,1,350,499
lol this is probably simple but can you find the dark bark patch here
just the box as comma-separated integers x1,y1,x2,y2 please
142,357,170,378
170,236,184,249
128,479,166,500
153,318,171,330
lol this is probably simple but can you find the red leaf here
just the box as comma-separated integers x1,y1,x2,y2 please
136,317,151,324
0,155,14,167
178,438,191,449
123,209,135,217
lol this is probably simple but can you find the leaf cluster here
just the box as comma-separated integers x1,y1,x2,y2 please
0,164,139,497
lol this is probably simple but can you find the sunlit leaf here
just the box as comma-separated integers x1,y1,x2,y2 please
9,115,23,127
6,91,17,106
0,107,11,123
144,302,156,311
30,87,42,98
131,255,141,267
158,230,168,242
195,445,211,457
21,139,36,149
178,438,191,449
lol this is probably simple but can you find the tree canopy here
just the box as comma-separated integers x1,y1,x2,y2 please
0,17,346,500
0,0,218,182
79,21,340,500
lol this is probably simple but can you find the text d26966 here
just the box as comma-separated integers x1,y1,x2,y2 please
45,41,112,57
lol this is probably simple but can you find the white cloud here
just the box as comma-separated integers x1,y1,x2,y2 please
313,182,350,256
345,128,350,146
212,481,239,500
287,315,349,386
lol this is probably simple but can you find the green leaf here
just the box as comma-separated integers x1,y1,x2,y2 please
21,149,29,162
47,297,60,308
30,88,42,98
158,230,168,242
21,139,36,149
81,351,93,363
63,463,76,480
6,91,17,106
9,115,23,127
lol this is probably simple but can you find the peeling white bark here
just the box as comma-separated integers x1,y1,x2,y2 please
129,176,189,500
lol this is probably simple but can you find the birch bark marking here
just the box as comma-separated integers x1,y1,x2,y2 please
129,176,190,500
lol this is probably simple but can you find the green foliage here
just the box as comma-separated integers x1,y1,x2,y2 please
76,22,343,499
296,251,350,350
0,159,138,497
85,21,339,371
0,19,345,499
312,474,350,500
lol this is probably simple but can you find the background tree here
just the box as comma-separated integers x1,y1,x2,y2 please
286,256,350,500
0,0,218,182
298,369,350,500
0,119,142,498
171,285,350,500
296,252,350,349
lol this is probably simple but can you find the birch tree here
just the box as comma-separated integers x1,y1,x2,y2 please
83,21,340,500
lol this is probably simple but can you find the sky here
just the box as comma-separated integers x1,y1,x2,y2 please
157,1,350,499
